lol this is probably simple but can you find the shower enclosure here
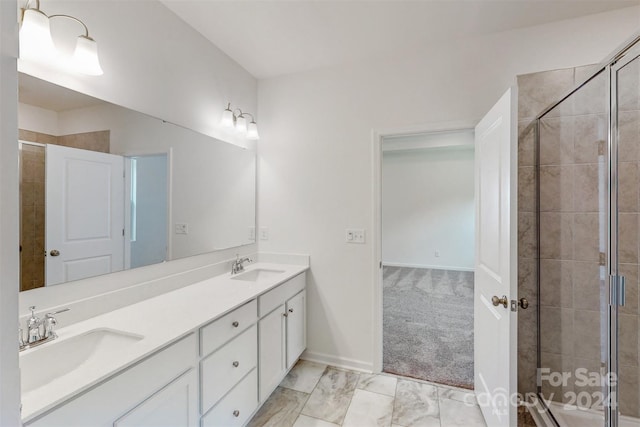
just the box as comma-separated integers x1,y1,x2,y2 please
533,36,640,427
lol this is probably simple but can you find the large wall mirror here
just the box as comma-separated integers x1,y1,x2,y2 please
18,72,256,292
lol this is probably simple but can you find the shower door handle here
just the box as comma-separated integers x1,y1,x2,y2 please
491,295,508,309
610,275,626,306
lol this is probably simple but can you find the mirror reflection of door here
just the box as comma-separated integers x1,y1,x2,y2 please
19,139,126,290
45,144,125,286
124,154,169,270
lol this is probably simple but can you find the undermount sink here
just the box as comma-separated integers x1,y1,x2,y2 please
231,268,285,282
20,328,143,394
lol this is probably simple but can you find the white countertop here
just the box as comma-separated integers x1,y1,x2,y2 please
20,262,308,422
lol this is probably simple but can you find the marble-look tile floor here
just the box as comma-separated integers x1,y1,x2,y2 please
248,360,487,427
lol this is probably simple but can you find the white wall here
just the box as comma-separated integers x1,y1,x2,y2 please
18,102,59,135
257,7,640,370
382,145,475,271
18,0,257,148
0,0,20,424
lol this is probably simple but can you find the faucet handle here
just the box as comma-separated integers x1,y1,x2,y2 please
27,306,40,328
46,308,70,317
43,308,69,339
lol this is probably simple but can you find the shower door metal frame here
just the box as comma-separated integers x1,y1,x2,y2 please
608,41,640,427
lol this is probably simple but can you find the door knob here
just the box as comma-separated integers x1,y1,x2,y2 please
519,298,529,309
49,249,60,257
491,295,508,308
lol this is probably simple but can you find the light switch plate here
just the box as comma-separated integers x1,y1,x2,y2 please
345,228,365,244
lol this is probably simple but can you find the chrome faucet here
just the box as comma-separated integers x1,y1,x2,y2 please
231,254,252,274
20,306,70,351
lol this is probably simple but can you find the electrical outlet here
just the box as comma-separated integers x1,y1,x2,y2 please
260,227,269,240
345,228,365,244
175,223,188,235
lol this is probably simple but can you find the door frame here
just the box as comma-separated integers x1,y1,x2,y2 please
371,120,477,372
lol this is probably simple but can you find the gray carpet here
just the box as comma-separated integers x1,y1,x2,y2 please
383,266,475,389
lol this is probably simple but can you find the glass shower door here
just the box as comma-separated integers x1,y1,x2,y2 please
612,45,640,425
537,68,611,424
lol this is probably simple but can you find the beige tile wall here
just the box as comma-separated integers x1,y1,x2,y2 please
517,66,576,402
518,63,640,419
18,129,111,292
19,143,45,292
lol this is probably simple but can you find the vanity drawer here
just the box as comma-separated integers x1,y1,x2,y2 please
201,325,257,413
201,369,258,427
258,273,305,317
200,299,257,357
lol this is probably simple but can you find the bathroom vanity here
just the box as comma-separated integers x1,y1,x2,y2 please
20,260,308,427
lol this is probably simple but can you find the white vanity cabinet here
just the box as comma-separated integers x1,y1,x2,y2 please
21,265,308,427
25,334,199,427
199,300,258,426
258,272,306,401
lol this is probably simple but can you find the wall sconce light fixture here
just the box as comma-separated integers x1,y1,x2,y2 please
221,103,260,140
20,0,104,76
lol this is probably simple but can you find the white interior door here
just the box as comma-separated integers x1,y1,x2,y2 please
46,144,124,285
474,88,517,427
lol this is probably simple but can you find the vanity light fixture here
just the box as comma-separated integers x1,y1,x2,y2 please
19,0,104,76
220,103,260,140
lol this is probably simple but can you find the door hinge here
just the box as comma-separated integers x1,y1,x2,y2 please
610,275,626,306
122,228,125,236
599,252,606,266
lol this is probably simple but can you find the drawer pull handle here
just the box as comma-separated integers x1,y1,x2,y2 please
233,410,240,417
288,308,294,313
232,321,239,328
233,361,239,367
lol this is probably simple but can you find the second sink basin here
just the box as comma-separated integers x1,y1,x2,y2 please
231,268,285,282
20,328,144,394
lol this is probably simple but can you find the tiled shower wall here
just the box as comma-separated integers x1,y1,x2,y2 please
517,65,600,397
18,130,110,291
20,144,45,291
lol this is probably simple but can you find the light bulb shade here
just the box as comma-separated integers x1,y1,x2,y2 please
220,108,235,128
71,35,103,76
246,122,260,140
20,9,57,62
235,115,247,134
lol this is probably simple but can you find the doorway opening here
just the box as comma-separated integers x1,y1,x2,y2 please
380,129,475,389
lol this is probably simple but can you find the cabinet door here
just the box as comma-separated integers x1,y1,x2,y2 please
114,369,198,427
259,305,286,401
286,290,306,369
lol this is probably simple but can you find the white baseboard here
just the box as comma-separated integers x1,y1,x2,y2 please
382,262,474,272
301,350,374,373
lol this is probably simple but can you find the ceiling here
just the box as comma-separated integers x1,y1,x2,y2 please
160,0,640,79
